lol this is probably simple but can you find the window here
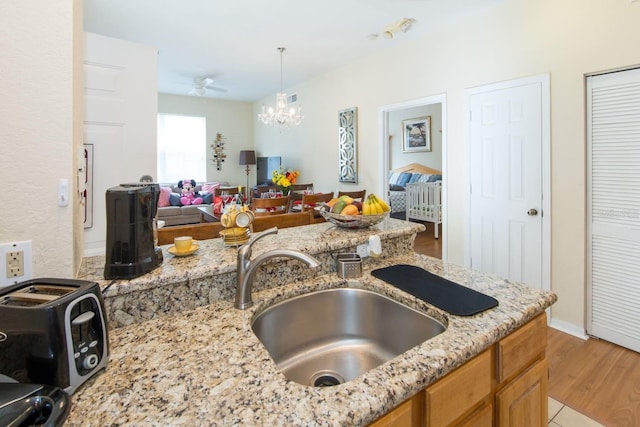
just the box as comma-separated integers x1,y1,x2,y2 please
157,114,206,183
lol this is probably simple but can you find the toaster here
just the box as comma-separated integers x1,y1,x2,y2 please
0,278,109,394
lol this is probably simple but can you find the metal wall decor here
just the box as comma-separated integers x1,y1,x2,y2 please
338,107,358,183
212,133,226,170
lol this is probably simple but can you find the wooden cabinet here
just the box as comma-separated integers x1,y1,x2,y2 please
495,313,548,427
368,313,548,427
424,349,492,426
369,394,422,427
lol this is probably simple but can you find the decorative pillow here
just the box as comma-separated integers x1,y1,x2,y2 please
388,172,401,186
202,193,213,204
417,174,433,182
169,193,181,206
396,172,412,187
408,173,423,184
428,174,443,182
158,187,172,207
390,184,405,191
202,182,220,194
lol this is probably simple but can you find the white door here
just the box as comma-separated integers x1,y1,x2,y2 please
467,75,549,290
587,68,640,352
83,33,157,256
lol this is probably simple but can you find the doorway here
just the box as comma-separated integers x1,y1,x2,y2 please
380,94,447,261
465,74,550,292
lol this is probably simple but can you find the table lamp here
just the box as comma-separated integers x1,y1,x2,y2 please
239,150,256,202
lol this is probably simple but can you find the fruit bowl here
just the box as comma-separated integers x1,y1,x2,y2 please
319,209,389,229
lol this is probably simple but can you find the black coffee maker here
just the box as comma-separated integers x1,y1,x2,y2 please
104,183,163,279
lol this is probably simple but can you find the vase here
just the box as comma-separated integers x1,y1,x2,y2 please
278,187,291,196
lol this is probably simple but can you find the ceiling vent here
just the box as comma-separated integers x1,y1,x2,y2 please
287,94,298,104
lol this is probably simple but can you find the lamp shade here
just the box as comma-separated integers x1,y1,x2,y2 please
239,150,256,166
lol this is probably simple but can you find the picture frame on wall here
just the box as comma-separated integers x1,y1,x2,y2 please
402,116,431,152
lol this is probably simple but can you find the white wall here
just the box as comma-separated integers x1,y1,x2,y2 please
158,94,254,188
254,0,640,332
388,104,443,171
0,0,82,279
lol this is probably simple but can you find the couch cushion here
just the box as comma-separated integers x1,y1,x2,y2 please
158,187,172,207
157,206,182,217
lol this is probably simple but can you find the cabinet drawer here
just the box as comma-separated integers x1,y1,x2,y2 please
425,349,492,426
458,403,493,427
497,313,546,384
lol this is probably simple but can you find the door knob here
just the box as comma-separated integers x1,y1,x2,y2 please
527,209,538,216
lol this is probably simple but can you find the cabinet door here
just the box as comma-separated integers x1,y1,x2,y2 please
496,358,548,426
368,395,421,427
458,404,493,427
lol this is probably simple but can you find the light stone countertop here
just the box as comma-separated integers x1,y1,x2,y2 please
67,246,556,426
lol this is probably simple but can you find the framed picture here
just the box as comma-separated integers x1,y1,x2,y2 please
402,116,431,152
338,107,358,183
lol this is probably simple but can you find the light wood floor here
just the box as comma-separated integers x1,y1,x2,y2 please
411,222,640,426
547,327,640,427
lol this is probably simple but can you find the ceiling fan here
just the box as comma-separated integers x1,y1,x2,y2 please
188,76,228,96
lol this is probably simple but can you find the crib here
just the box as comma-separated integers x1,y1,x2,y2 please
405,181,442,238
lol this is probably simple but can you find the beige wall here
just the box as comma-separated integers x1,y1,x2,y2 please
388,104,443,172
0,0,82,279
158,94,254,188
254,0,640,332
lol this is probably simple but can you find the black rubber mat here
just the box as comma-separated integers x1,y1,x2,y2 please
371,264,498,316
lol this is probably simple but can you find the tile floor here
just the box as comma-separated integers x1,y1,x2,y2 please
548,397,604,426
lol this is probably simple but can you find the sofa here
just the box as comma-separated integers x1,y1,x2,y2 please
156,182,228,226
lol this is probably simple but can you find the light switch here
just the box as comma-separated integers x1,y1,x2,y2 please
58,178,69,207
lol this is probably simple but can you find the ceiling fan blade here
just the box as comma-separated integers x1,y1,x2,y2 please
208,86,228,93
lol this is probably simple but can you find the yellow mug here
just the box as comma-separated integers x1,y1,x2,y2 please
174,236,193,253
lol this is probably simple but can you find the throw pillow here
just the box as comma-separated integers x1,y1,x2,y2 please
158,187,171,207
428,174,443,182
409,173,423,184
397,172,412,187
169,193,181,206
202,182,220,194
202,193,213,204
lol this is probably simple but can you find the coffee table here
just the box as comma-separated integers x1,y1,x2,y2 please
197,205,219,223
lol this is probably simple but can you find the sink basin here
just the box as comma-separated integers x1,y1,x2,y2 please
251,287,446,387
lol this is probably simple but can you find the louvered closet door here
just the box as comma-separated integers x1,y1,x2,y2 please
587,68,640,352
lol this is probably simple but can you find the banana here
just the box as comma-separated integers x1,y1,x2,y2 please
371,194,390,212
362,199,372,215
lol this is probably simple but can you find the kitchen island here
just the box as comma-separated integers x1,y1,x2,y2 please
70,219,556,426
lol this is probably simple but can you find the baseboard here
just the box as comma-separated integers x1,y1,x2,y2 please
549,318,588,340
84,247,104,258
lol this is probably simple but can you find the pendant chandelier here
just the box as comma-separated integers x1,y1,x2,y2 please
258,47,304,128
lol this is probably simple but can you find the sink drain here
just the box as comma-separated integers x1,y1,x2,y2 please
310,370,345,387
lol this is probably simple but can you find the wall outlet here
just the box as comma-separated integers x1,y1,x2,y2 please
6,251,24,278
356,243,369,258
1,241,33,287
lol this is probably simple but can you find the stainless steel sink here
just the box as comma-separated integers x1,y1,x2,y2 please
251,287,446,387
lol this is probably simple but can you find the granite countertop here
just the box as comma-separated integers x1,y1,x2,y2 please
67,251,556,426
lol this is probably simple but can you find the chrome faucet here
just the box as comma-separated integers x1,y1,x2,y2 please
235,227,321,309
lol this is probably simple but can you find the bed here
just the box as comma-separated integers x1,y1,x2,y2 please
388,163,442,238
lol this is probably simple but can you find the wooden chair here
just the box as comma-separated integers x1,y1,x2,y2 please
300,192,334,223
287,183,314,211
253,185,278,199
251,196,290,216
338,189,366,201
214,186,244,198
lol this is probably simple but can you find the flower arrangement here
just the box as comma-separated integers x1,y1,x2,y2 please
272,167,300,195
